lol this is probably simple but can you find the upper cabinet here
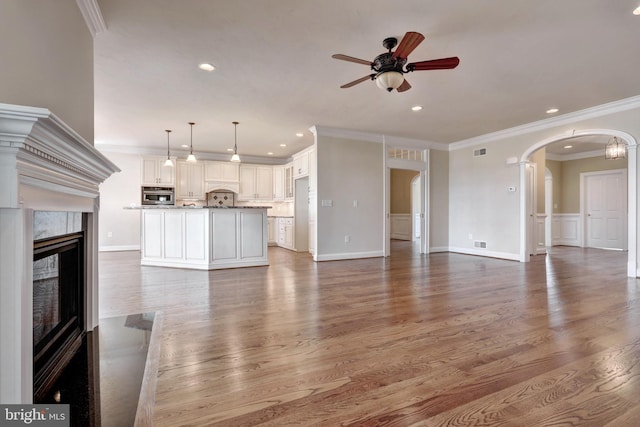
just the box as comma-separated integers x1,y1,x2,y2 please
204,161,239,182
292,151,309,179
141,157,175,186
239,165,273,201
284,163,294,199
176,160,205,200
273,166,285,201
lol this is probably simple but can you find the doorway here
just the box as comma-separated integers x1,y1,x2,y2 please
520,129,637,277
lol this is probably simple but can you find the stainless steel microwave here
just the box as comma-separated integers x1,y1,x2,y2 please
141,187,175,205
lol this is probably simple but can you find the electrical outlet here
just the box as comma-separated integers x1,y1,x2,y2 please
107,231,113,238
468,233,473,240
344,235,350,243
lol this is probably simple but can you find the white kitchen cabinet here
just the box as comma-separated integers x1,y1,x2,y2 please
176,160,205,200
292,151,309,179
239,165,273,200
141,209,208,265
273,166,285,201
204,161,239,182
284,163,294,200
267,217,277,245
277,217,294,250
141,157,175,186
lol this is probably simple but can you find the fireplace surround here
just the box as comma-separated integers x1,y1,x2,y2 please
0,103,119,403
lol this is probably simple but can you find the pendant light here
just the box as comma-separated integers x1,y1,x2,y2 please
230,121,241,163
605,136,627,160
164,129,173,167
186,121,197,162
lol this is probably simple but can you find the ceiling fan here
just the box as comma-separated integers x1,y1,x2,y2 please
332,31,459,92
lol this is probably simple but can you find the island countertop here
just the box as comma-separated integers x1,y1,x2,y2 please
125,205,271,209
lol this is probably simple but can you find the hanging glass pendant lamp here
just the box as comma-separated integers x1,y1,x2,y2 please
164,129,173,167
604,136,627,160
186,121,197,162
230,121,241,163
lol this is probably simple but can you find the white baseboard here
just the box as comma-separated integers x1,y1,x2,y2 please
99,245,140,252
314,250,384,262
448,246,520,261
429,246,449,253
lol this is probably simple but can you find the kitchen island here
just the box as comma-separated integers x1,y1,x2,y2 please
136,206,269,270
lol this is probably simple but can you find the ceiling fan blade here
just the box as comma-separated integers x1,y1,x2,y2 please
340,74,374,88
332,54,373,66
397,79,411,92
392,31,425,59
408,57,460,71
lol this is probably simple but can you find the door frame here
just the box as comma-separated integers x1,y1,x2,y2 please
519,129,637,277
383,145,429,256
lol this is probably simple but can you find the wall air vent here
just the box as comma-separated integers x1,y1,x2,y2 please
474,240,487,249
473,148,487,157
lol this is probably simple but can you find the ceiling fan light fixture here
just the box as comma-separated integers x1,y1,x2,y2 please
230,121,241,163
375,71,404,92
605,136,627,160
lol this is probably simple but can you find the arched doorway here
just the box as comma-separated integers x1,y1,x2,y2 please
519,129,637,277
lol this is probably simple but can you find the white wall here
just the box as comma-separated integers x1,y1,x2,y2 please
429,149,449,250
0,0,94,142
99,151,142,251
315,136,384,260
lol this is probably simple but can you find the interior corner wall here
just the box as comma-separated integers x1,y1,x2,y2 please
429,149,449,250
531,148,546,213
316,136,384,259
98,151,142,251
0,0,94,142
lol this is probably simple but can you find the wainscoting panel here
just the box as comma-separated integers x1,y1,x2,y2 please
536,214,547,254
390,214,411,240
551,213,582,247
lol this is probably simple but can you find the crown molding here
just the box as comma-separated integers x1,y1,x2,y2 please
545,149,604,162
450,95,640,151
76,0,107,37
310,125,448,151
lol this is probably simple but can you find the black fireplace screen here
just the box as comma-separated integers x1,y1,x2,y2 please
33,232,84,397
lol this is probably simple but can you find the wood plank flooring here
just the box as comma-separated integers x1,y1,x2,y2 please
98,243,640,426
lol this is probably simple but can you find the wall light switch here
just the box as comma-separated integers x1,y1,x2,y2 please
321,199,333,207
352,200,358,208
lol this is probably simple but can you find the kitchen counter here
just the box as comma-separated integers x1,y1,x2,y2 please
138,206,268,270
126,205,270,209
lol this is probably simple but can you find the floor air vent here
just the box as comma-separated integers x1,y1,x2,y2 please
474,241,487,249
473,148,487,157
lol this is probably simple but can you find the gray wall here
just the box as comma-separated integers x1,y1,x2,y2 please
0,0,94,142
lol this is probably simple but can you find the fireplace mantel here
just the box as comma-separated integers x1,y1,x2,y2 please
0,103,119,403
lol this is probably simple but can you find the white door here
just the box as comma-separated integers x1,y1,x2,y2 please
584,170,627,250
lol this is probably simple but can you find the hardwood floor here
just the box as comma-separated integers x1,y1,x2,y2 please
98,243,640,426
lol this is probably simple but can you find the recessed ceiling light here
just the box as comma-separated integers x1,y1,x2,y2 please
564,145,573,149
181,144,189,148
296,133,304,137
634,6,640,15
267,152,274,156
198,63,215,71
280,144,287,147
226,148,233,152
546,108,559,114
411,105,423,111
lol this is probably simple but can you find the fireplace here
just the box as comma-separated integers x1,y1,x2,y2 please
0,103,119,403
32,214,86,400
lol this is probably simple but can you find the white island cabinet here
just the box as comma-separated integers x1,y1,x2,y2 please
139,206,269,270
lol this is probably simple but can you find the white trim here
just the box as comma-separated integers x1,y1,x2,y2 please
390,214,412,240
314,250,384,262
546,150,604,162
76,0,107,36
429,246,449,253
448,247,520,261
310,125,448,151
451,95,640,151
99,245,140,252
551,213,582,247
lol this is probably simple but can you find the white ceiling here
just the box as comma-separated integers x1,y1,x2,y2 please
93,0,640,161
